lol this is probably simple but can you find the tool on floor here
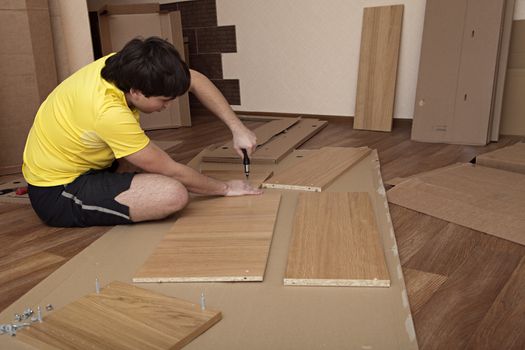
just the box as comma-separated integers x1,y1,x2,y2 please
242,149,250,179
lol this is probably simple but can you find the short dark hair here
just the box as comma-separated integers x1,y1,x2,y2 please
101,36,190,98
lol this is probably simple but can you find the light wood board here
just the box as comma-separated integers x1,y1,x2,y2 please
133,193,281,282
0,150,418,350
284,192,390,287
354,5,404,132
387,163,525,245
202,118,327,164
201,169,273,188
16,281,221,350
262,147,371,191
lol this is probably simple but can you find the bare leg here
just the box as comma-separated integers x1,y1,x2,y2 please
115,173,188,222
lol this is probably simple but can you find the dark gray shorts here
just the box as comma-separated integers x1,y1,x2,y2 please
28,168,135,227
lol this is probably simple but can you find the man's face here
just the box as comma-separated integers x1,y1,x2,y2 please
128,90,175,113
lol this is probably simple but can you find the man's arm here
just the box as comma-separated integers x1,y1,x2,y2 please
189,69,257,156
124,141,262,196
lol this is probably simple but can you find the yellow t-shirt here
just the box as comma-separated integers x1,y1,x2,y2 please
22,54,150,186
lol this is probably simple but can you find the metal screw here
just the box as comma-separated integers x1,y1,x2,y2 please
45,304,54,312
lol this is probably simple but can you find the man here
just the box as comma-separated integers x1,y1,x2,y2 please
22,36,262,227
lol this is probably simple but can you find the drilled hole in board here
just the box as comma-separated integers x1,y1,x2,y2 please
222,146,228,150
296,155,303,158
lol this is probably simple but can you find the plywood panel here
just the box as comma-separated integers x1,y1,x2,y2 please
202,118,327,164
284,192,390,287
354,5,404,132
387,163,525,245
17,281,221,350
133,193,281,282
262,147,370,191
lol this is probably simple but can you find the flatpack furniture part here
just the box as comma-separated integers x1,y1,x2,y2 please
353,5,404,132
284,192,390,287
411,0,511,145
0,149,417,349
16,281,221,350
133,193,281,282
387,163,525,246
476,142,525,174
0,0,57,175
262,147,371,191
98,3,191,129
202,117,328,164
500,20,525,137
201,169,273,188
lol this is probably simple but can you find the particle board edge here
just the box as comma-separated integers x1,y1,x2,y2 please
284,278,391,287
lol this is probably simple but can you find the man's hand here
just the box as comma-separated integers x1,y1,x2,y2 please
224,180,263,196
232,125,257,157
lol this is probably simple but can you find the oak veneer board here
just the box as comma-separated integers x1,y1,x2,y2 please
262,147,371,191
387,163,525,245
16,281,221,350
475,142,525,174
202,117,328,163
354,5,404,132
284,192,390,287
133,193,281,282
0,149,417,349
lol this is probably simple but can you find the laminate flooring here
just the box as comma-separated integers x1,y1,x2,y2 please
1,110,524,349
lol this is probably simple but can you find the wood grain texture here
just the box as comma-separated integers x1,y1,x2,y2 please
201,169,272,188
387,163,525,245
202,118,327,164
133,193,281,282
465,254,525,349
404,268,447,315
17,281,221,350
354,5,404,132
284,192,390,287
262,147,370,191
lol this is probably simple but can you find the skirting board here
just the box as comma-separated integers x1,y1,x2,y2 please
0,149,418,350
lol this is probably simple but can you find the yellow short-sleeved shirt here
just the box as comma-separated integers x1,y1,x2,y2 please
23,54,150,186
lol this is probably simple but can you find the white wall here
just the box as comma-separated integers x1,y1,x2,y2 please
218,0,525,119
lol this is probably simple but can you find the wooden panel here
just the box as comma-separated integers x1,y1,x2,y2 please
133,193,281,282
354,5,403,132
262,147,370,191
202,118,327,164
17,281,221,350
387,163,525,245
201,169,273,188
201,117,300,161
284,192,390,287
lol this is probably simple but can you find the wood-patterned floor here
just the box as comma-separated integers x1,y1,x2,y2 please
1,111,524,349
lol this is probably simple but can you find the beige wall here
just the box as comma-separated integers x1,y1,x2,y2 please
85,0,525,119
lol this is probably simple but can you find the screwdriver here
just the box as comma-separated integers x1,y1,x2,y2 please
241,149,250,179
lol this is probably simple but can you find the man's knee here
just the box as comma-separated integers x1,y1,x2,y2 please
165,180,189,213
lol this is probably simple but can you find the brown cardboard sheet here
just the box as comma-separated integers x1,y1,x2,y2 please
476,142,525,174
16,281,221,350
0,150,417,349
387,163,525,245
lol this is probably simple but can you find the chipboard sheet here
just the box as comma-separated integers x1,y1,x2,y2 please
0,149,418,350
284,192,390,287
16,281,221,350
262,147,371,191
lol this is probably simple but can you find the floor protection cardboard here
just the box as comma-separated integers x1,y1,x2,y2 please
0,149,417,350
387,163,525,245
476,142,525,174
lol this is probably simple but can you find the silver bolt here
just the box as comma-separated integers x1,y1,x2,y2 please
37,306,42,323
200,291,206,311
45,304,53,311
